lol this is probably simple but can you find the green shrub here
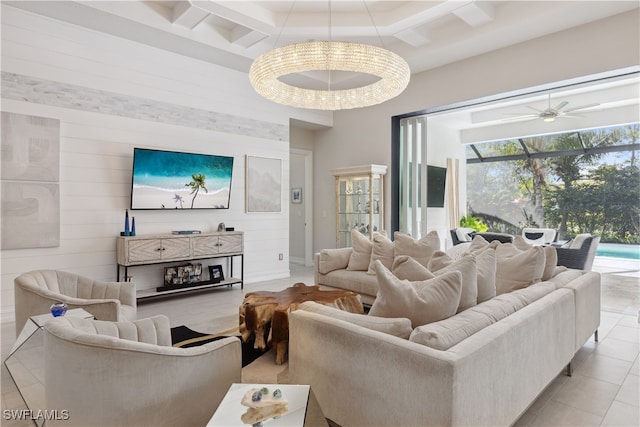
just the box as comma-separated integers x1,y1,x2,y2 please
460,215,489,232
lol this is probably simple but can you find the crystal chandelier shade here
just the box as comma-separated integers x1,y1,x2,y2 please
249,41,410,110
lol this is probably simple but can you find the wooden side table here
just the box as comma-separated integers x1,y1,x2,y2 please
239,283,363,365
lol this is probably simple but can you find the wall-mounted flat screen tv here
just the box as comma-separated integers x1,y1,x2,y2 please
130,148,234,210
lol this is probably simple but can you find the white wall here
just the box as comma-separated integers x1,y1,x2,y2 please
0,5,331,323
312,9,640,253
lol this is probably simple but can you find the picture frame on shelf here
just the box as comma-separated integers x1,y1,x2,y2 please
208,265,224,283
164,267,177,285
291,187,302,204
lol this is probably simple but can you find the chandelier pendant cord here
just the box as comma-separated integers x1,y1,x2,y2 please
273,0,296,50
327,0,332,92
363,0,385,49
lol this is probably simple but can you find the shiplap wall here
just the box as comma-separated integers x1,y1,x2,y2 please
0,5,327,323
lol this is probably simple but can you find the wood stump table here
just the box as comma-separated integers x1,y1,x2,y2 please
239,283,363,365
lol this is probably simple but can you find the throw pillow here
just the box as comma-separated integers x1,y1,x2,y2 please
369,260,463,328
468,234,500,252
392,255,435,281
393,231,440,267
428,252,478,313
445,242,472,260
318,247,352,274
347,229,372,271
297,301,413,339
367,232,395,274
455,227,475,242
513,236,558,280
475,246,497,303
495,243,545,294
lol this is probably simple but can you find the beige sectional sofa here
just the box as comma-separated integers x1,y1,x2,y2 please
290,232,601,427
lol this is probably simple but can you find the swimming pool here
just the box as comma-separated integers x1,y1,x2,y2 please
596,243,640,260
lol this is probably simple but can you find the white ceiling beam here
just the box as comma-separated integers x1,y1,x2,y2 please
172,2,210,29
452,1,495,27
231,26,268,48
394,27,431,47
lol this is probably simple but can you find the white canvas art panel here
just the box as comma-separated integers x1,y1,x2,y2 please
1,112,60,249
246,156,282,213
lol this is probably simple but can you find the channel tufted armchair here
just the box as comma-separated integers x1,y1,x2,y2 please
14,269,137,335
43,315,241,427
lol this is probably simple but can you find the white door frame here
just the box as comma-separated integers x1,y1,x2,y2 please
290,148,314,266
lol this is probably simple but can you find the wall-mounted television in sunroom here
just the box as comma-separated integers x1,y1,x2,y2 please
130,148,234,210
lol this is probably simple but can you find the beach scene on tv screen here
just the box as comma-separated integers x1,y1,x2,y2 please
131,149,233,209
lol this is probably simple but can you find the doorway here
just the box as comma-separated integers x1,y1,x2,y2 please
289,149,313,266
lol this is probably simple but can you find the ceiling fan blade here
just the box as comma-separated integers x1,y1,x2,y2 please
526,105,544,113
563,103,600,113
552,101,568,111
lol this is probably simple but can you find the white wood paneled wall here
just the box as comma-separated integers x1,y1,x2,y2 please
0,5,324,323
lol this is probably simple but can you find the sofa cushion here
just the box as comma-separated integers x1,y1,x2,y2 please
393,231,440,267
428,252,478,313
297,301,413,339
513,236,558,281
495,243,545,295
318,247,352,274
369,260,462,328
319,269,380,298
367,232,395,274
347,230,372,271
409,282,557,350
547,269,584,288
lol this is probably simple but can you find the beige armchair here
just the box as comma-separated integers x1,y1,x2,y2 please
14,270,136,335
43,315,241,427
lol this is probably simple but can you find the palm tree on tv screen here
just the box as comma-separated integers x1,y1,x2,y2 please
185,173,208,208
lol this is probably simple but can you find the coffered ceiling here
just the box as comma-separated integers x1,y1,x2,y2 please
5,1,639,139
7,1,639,90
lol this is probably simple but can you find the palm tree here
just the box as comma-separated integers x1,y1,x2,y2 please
173,194,184,209
185,173,208,208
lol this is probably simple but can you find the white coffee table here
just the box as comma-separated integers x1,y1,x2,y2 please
208,383,327,427
4,309,94,426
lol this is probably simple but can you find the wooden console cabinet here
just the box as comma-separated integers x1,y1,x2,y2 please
116,231,243,300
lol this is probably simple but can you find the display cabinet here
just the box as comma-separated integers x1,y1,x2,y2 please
331,164,387,248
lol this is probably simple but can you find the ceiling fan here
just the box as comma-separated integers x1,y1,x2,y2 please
503,94,600,123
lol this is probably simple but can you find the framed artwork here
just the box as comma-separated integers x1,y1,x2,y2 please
246,155,282,213
291,187,302,204
208,265,224,283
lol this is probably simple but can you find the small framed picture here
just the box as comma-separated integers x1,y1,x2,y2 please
291,187,302,204
208,265,224,283
164,267,177,285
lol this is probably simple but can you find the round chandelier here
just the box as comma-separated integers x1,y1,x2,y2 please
249,40,410,111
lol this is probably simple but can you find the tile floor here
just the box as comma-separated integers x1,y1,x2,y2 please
1,260,638,426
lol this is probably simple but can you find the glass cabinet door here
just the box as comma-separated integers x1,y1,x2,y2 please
332,165,387,248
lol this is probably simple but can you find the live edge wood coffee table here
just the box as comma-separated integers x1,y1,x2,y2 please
239,283,363,365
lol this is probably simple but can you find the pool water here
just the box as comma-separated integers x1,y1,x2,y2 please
596,243,640,260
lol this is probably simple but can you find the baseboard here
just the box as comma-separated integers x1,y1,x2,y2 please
289,256,305,265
